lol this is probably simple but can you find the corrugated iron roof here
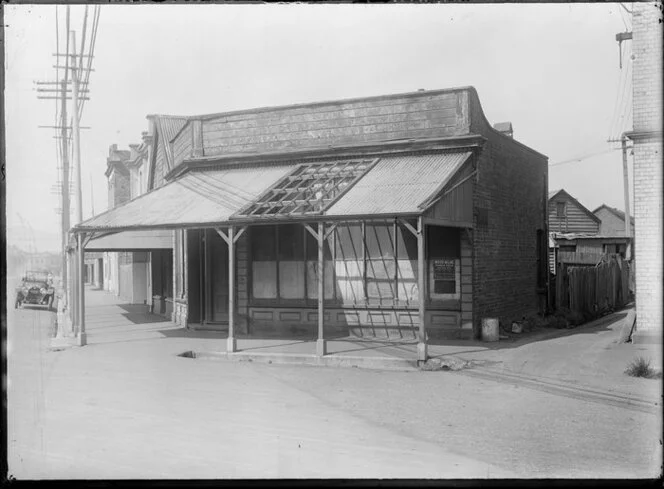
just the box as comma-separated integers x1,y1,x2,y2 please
77,165,294,231
76,152,472,232
550,232,631,241
324,152,471,217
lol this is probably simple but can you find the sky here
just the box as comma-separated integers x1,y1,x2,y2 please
4,3,636,252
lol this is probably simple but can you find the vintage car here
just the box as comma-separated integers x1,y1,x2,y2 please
15,270,55,311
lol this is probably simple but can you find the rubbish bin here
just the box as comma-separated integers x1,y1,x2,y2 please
481,318,500,342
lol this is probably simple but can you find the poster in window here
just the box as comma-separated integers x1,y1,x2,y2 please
433,259,455,281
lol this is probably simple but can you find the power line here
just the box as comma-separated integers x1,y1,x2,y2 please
612,60,633,139
607,52,629,139
619,2,633,15
618,6,629,30
609,51,632,140
549,148,616,168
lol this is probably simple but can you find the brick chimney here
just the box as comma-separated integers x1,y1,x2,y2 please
493,122,513,138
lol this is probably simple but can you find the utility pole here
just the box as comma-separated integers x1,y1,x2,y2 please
607,137,633,257
36,6,96,342
612,27,634,259
90,174,95,216
70,30,83,227
620,134,632,242
60,80,70,297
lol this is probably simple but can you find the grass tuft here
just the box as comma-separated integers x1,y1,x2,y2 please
625,357,662,379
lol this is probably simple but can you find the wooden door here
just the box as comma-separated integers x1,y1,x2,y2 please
206,230,229,323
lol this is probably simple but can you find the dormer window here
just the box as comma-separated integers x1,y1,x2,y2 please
556,201,566,218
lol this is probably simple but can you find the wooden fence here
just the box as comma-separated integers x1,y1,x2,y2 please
555,254,631,316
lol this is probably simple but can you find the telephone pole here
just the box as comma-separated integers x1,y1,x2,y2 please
36,5,99,344
607,137,633,252
70,30,83,226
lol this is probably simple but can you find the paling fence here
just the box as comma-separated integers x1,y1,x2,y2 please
555,253,631,317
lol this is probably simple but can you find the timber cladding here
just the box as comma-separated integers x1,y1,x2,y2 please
548,191,600,234
200,90,470,156
172,124,193,169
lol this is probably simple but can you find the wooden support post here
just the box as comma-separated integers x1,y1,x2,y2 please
71,245,78,333
317,221,326,356
77,233,87,346
227,226,236,353
417,216,427,362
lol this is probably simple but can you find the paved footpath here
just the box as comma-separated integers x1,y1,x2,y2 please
6,288,663,479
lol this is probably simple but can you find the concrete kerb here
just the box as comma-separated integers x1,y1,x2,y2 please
180,350,419,371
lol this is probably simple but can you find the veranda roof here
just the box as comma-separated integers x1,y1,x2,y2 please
84,229,175,251
74,151,472,233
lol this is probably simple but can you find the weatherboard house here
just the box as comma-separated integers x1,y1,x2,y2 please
74,87,549,360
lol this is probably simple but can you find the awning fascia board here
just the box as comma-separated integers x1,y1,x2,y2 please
75,212,423,234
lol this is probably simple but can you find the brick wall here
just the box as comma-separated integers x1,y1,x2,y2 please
236,231,249,334
109,171,130,209
631,2,663,340
460,231,473,336
201,89,470,156
470,126,548,335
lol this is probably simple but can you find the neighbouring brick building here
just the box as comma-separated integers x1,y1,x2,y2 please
72,87,548,360
93,142,173,310
627,2,663,343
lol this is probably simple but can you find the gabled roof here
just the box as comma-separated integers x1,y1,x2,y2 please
592,204,635,225
548,188,601,224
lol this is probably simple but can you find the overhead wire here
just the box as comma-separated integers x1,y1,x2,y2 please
607,50,629,139
78,6,100,122
613,59,633,139
549,148,616,168
618,4,631,31
619,2,633,15
609,43,632,140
